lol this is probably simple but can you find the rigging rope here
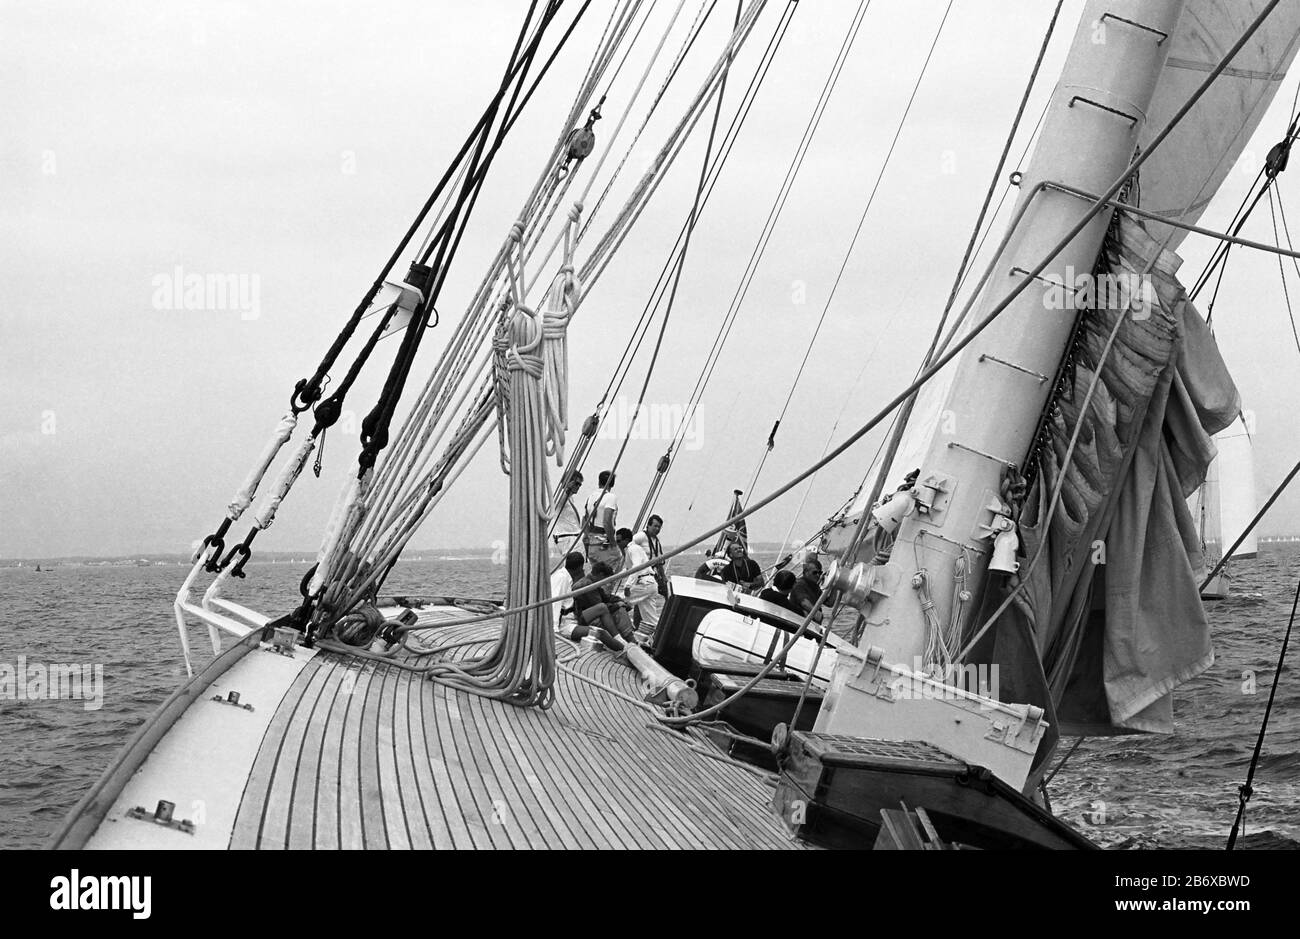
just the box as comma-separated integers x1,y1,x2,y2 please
1227,571,1298,850
356,0,1289,661
735,0,877,498
316,0,778,624
595,0,796,412
847,0,1059,539
743,0,956,504
1267,185,1300,354
599,0,743,485
643,0,871,512
546,0,800,536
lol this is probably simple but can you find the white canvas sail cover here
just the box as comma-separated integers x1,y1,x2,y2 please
1135,1,1300,250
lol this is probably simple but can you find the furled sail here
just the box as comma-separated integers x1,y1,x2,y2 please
968,213,1239,738
1134,0,1300,250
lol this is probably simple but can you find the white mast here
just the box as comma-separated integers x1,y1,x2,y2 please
817,0,1186,779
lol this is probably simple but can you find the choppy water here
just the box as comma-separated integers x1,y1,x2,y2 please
2,550,1298,850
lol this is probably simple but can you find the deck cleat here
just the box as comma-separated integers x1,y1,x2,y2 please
125,800,196,835
210,690,254,711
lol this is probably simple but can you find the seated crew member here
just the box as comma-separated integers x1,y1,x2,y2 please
582,470,623,574
570,561,635,648
790,557,833,624
720,541,765,592
623,530,664,634
758,569,802,614
550,551,585,632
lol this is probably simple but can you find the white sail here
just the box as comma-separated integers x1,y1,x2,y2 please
1210,417,1259,559
1135,0,1300,250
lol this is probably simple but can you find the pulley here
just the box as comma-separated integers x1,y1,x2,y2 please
565,104,602,165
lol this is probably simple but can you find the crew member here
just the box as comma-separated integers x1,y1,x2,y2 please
570,561,635,647
583,470,623,573
758,569,802,614
721,541,764,592
643,514,668,597
550,551,585,632
790,557,832,624
623,530,664,635
552,471,585,559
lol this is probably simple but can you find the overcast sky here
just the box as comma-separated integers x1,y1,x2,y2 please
6,0,1300,559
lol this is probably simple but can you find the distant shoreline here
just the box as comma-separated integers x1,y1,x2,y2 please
4,539,1298,568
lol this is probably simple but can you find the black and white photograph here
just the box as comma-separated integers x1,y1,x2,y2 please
3,0,1299,915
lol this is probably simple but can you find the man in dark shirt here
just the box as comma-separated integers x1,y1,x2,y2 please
570,561,635,647
720,541,764,592
790,557,831,624
758,569,802,614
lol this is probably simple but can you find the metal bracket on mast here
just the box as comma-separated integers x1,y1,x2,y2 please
946,441,1019,468
1098,12,1169,45
1008,265,1076,297
1067,95,1140,126
978,353,1049,383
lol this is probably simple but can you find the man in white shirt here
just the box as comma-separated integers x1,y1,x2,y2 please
623,530,664,633
582,469,623,573
550,551,586,633
551,471,584,560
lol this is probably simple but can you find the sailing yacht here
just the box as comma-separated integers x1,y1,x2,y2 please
1195,416,1260,599
51,0,1300,850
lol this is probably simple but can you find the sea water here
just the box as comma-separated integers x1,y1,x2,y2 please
2,551,1297,850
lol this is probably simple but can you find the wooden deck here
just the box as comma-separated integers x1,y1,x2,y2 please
228,624,800,849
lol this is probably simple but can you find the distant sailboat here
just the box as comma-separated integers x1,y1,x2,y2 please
1195,414,1258,599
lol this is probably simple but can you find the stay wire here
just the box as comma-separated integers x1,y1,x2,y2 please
596,0,793,411
746,0,954,502
1227,571,1299,850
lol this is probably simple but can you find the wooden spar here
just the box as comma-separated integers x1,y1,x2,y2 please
625,642,699,710
820,1,1186,723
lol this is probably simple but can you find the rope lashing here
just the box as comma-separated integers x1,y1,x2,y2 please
493,309,550,517
227,411,298,519
540,205,582,465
